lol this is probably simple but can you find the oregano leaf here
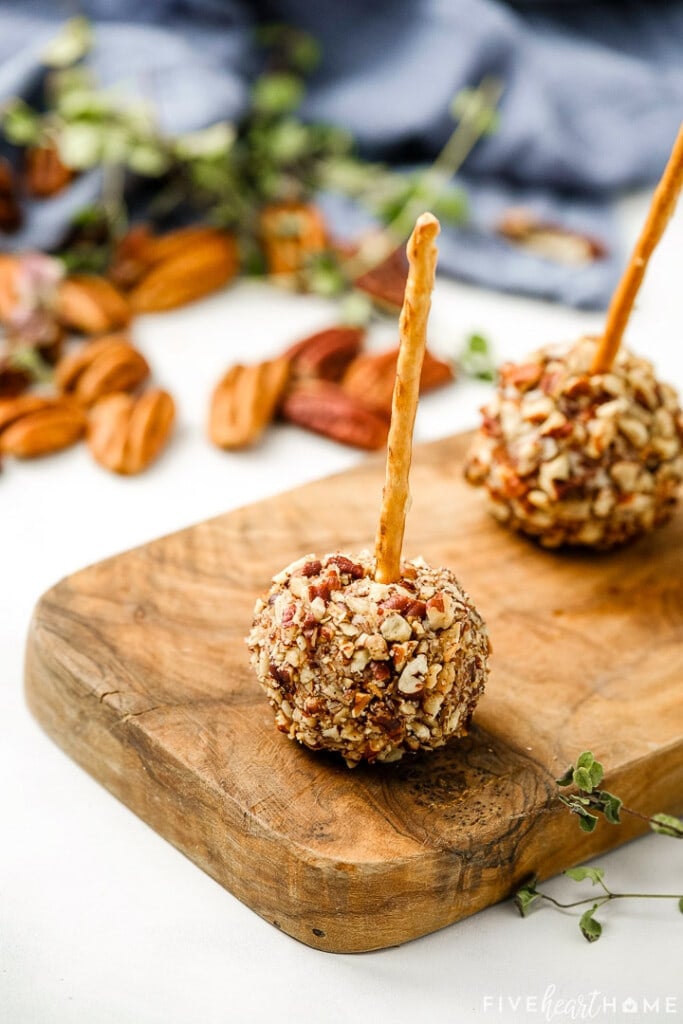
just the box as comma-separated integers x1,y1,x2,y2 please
514,882,539,918
564,866,605,886
579,904,603,943
555,766,574,787
573,766,594,793
649,813,683,839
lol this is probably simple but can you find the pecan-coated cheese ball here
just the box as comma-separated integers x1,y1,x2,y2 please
465,336,683,549
247,551,490,767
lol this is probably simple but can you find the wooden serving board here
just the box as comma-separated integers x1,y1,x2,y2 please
25,432,683,953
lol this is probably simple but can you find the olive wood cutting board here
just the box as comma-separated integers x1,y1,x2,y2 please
25,431,683,953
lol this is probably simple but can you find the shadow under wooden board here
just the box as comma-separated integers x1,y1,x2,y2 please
25,430,683,953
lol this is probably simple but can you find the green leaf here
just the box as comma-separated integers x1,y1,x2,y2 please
127,143,170,177
42,16,92,69
174,122,235,160
594,790,622,824
252,73,304,116
556,766,575,787
579,904,603,943
678,897,683,913
340,291,374,328
459,332,496,382
268,119,311,164
58,123,103,169
575,751,595,770
589,760,604,788
650,813,683,839
432,186,467,224
578,811,598,833
8,346,53,384
513,882,539,918
2,100,41,146
101,126,131,165
564,866,605,886
291,35,321,74
573,766,594,793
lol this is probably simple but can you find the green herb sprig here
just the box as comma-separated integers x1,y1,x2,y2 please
515,752,683,942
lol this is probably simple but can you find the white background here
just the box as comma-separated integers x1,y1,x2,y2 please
2,192,682,1023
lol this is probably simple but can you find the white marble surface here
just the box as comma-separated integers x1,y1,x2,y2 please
2,192,682,1023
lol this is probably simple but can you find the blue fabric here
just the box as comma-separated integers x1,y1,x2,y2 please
1,0,682,308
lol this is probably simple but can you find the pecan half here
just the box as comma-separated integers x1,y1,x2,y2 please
129,231,238,312
0,255,20,322
354,247,408,311
88,389,175,474
0,159,22,234
209,357,290,450
497,207,607,265
281,380,389,450
25,144,73,198
342,346,454,414
0,395,86,458
56,275,131,335
0,358,31,398
283,326,365,382
259,202,327,276
56,335,150,406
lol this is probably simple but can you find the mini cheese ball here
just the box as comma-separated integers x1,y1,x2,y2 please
465,336,683,548
247,551,490,766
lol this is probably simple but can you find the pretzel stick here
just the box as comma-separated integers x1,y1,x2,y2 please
374,213,440,584
592,122,683,373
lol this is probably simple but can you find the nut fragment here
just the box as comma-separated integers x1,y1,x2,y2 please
88,389,175,475
342,346,454,414
282,380,389,450
209,357,290,450
129,230,238,312
56,335,150,405
0,395,86,458
283,326,364,382
56,275,131,335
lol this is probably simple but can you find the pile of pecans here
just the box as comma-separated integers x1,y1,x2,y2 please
0,217,454,475
209,325,454,452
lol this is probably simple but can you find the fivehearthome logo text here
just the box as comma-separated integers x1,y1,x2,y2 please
482,986,678,1019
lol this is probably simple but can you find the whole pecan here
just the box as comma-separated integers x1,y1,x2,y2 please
259,202,327,276
0,394,86,458
24,144,73,198
209,357,290,450
0,159,22,234
56,275,131,335
129,230,238,313
56,335,150,406
342,346,454,414
283,326,365,383
108,224,154,290
88,389,175,474
281,380,389,450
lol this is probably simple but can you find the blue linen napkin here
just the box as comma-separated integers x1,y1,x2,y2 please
1,0,682,308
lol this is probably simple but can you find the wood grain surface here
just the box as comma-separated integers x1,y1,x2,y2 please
25,431,683,952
